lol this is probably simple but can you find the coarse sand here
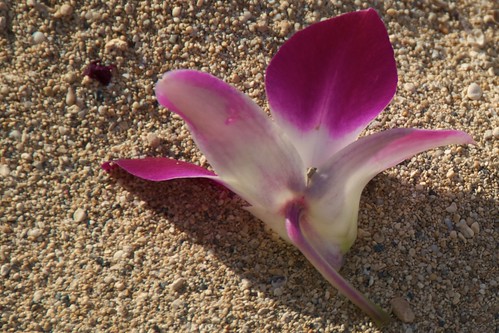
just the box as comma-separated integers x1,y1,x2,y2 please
0,1,497,332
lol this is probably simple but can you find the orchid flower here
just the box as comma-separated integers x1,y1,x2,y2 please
102,9,473,324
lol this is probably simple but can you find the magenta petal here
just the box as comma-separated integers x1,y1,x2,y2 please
266,9,397,167
102,157,218,182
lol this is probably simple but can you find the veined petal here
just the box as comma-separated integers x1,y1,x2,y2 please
155,70,306,211
306,129,474,252
285,204,390,325
266,9,397,167
102,157,218,181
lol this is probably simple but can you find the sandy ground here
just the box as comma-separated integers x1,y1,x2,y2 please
1,0,497,332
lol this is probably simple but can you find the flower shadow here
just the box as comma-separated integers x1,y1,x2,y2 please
107,165,496,330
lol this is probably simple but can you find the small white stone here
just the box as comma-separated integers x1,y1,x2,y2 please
113,250,125,261
73,208,87,222
0,164,9,177
240,278,252,290
27,228,42,239
484,130,493,141
32,31,46,44
446,169,455,179
171,278,186,292
446,202,458,213
21,152,31,161
403,82,416,93
9,129,21,140
467,29,485,47
58,126,69,135
493,127,499,139
172,6,181,17
105,38,128,52
466,83,482,100
33,290,44,302
59,4,73,16
114,281,125,291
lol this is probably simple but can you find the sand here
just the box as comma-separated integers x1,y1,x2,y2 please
0,0,497,332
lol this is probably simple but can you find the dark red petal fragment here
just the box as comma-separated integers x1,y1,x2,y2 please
84,60,116,86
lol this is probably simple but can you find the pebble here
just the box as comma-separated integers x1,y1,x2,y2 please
172,6,181,17
483,130,493,141
240,278,252,290
449,230,457,239
146,133,160,148
466,83,482,100
257,307,271,316
27,228,42,239
114,281,125,291
357,228,371,239
32,31,46,44
451,292,461,305
105,38,128,52
470,222,480,235
467,29,485,47
391,297,415,323
456,220,474,238
113,250,125,261
171,277,186,292
33,290,44,302
446,202,457,213
386,8,397,16
493,127,499,139
0,16,6,32
171,299,184,311
9,129,21,140
66,87,76,106
373,232,384,243
1,263,11,276
446,169,455,179
59,4,73,17
403,82,416,93
0,164,9,177
73,208,87,222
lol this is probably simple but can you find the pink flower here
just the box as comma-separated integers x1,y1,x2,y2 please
103,9,473,324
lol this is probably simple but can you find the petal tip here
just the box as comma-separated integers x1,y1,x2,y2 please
101,161,114,173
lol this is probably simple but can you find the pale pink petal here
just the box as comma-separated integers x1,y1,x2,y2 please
305,129,474,252
266,9,397,167
155,70,306,211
